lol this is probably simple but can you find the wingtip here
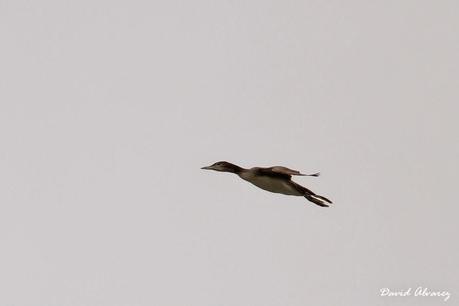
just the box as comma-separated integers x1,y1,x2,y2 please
298,172,321,177
304,194,333,207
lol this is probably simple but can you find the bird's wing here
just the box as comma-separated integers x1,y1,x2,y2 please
270,166,305,176
254,167,291,179
256,166,320,179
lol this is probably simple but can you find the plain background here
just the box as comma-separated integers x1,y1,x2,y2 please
1,1,458,305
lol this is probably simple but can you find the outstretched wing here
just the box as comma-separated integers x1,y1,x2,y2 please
256,166,320,179
271,166,306,176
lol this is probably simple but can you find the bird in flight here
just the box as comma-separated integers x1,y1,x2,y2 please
201,161,333,207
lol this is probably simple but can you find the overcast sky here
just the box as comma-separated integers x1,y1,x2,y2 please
1,1,458,305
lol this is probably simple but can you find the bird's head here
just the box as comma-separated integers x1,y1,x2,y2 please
201,161,241,173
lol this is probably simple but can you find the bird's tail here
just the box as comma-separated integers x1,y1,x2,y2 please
304,193,333,207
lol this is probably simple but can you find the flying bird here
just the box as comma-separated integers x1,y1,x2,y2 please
201,161,333,207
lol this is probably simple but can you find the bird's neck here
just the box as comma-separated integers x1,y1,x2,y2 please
227,163,244,174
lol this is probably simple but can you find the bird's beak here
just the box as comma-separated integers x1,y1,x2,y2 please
201,165,213,170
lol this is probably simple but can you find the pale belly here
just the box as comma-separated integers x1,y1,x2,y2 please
239,174,303,196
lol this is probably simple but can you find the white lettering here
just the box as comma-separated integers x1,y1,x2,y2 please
380,286,450,302
415,287,451,301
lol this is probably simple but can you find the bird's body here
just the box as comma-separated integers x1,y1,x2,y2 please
239,168,304,196
201,161,333,207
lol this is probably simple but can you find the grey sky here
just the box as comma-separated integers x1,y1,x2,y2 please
1,1,458,305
